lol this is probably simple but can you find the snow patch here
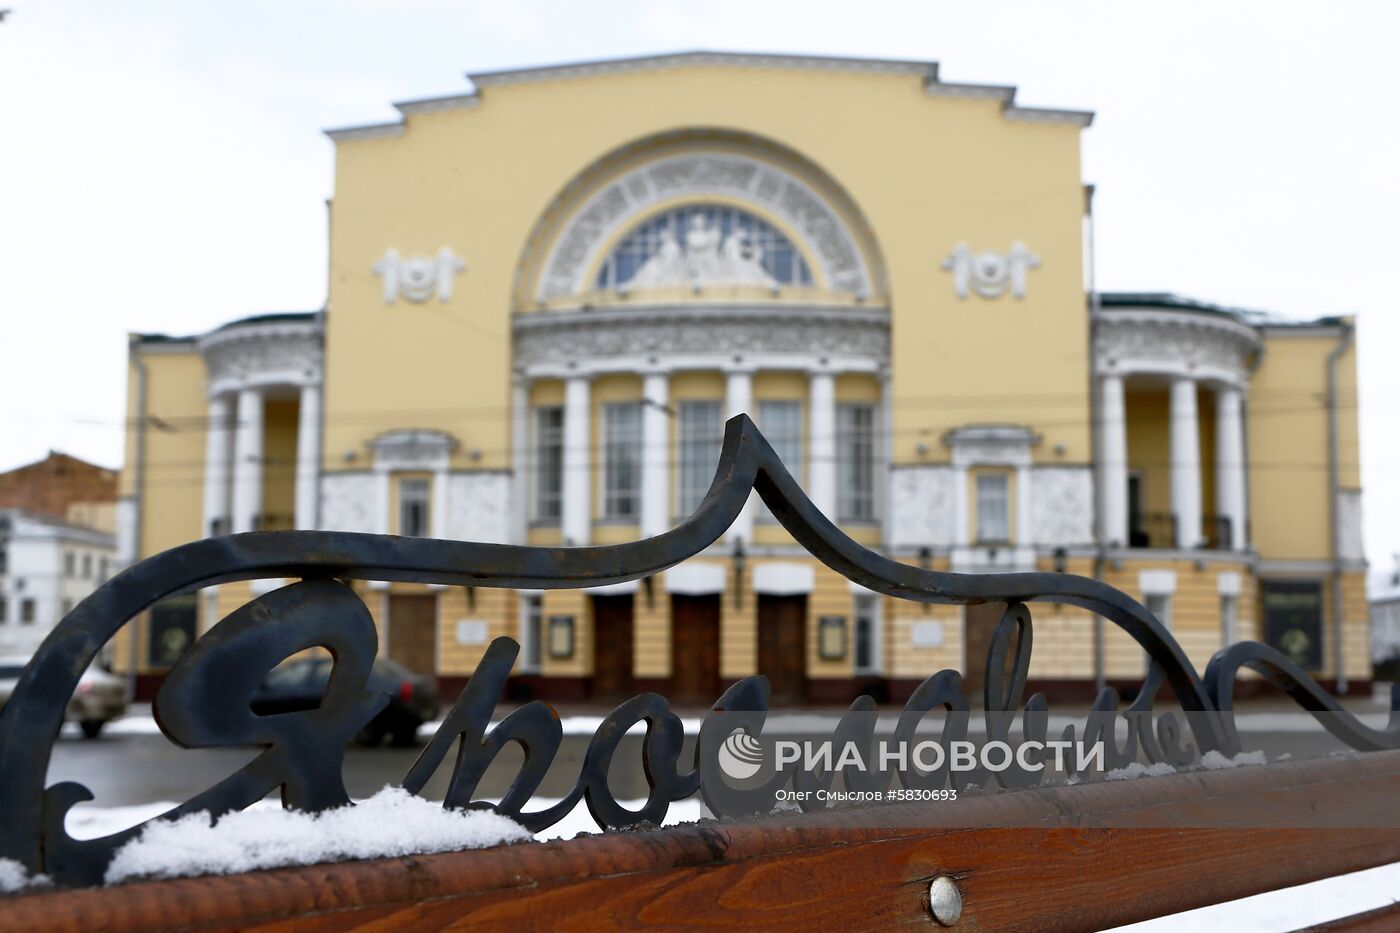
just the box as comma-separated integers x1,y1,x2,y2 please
1199,750,1267,770
0,859,47,894
104,787,530,884
1103,761,1177,781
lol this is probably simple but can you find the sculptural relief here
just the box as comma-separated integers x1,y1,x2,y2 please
942,242,1040,300
625,215,778,290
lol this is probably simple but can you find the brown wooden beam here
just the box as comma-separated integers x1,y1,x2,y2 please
7,750,1400,932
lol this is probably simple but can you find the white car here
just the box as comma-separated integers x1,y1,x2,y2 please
0,655,128,738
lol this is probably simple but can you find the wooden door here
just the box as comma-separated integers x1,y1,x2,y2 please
387,594,437,676
671,595,721,706
758,595,807,705
591,595,634,699
962,602,1016,705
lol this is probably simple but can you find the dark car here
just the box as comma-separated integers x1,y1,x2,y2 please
251,656,439,747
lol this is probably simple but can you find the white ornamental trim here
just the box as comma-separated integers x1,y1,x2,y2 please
512,304,888,373
536,151,873,301
197,320,324,397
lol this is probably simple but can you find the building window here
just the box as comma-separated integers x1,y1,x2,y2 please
853,593,881,673
20,599,35,625
81,554,92,578
532,406,564,523
520,594,543,672
837,404,877,522
677,400,722,517
756,400,802,522
398,478,431,537
98,558,109,580
61,598,74,617
602,402,643,520
0,597,7,624
595,204,814,291
64,551,75,577
975,473,1011,543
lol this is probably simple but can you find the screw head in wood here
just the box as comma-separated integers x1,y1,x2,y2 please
928,875,963,926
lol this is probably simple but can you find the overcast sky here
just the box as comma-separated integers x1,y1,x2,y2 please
0,1,1395,578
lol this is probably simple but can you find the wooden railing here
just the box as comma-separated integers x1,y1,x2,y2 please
9,749,1400,932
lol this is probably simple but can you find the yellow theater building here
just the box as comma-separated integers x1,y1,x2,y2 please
116,52,1370,703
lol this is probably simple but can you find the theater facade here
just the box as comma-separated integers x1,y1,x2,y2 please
118,52,1370,702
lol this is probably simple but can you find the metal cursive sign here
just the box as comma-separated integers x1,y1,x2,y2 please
1,416,1396,886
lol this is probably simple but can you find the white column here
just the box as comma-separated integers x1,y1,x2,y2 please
562,375,591,546
641,371,669,538
878,370,894,546
808,370,836,518
1169,376,1203,549
1015,464,1033,545
510,377,529,545
725,367,754,545
1099,373,1129,547
952,465,970,547
294,383,321,531
231,387,264,534
1215,385,1247,551
201,394,233,537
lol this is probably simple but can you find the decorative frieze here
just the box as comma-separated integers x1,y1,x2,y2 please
513,304,888,370
319,473,379,534
446,473,512,545
887,466,957,548
1094,308,1261,385
198,320,323,397
1029,467,1094,547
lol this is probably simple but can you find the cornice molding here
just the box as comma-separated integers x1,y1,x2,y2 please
469,51,937,87
326,51,1093,142
512,303,889,371
197,320,324,397
1094,307,1262,385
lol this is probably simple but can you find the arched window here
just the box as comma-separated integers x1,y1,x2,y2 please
595,204,814,291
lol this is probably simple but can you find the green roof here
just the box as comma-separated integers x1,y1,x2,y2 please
135,310,321,344
1099,292,1344,329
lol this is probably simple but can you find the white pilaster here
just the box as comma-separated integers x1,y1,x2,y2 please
562,375,591,546
231,387,264,534
294,383,321,530
373,467,391,535
1169,376,1203,549
1015,464,1033,545
510,377,529,545
725,366,754,545
808,369,836,518
431,466,449,539
879,370,893,545
952,465,970,547
1099,373,1129,547
641,371,669,538
202,394,233,537
1215,386,1247,551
